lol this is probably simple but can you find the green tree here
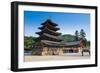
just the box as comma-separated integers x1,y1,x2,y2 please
86,41,90,48
80,29,86,39
24,36,36,50
75,30,79,41
80,29,88,48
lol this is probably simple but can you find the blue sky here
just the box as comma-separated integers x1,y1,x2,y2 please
24,11,90,41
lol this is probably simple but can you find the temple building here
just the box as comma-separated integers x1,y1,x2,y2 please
32,19,87,56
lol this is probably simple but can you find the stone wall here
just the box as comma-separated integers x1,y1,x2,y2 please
32,47,82,56
42,47,64,56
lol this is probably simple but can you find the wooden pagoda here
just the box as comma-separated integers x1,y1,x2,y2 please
33,19,64,55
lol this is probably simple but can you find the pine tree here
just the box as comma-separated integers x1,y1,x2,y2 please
75,30,79,41
80,29,86,39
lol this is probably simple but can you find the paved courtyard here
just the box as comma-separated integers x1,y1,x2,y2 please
24,53,90,62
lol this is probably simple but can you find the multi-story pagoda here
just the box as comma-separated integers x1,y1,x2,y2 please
32,19,89,56
33,19,64,55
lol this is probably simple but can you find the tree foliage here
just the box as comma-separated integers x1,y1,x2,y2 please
75,30,79,41
24,36,36,50
80,29,86,39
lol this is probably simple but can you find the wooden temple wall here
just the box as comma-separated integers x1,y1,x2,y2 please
63,47,81,53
